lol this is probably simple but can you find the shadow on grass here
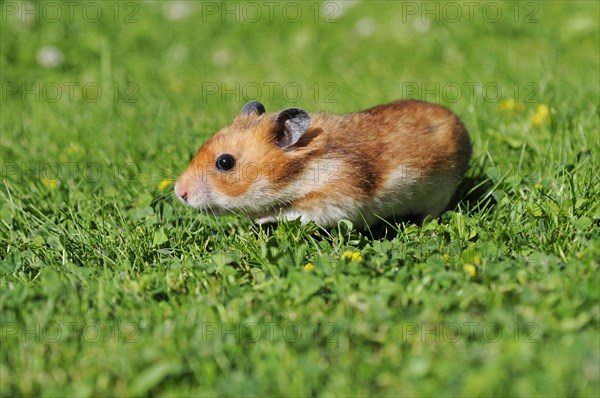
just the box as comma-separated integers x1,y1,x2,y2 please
365,173,496,240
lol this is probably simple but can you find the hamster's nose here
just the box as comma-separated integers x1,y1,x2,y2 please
174,182,188,202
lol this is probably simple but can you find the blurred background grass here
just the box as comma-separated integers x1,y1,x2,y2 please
2,0,598,165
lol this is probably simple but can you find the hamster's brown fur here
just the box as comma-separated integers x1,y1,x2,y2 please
175,100,471,227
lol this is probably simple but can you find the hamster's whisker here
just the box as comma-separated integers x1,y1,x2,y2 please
141,157,179,178
151,192,175,207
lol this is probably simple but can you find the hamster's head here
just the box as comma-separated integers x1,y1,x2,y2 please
174,100,312,217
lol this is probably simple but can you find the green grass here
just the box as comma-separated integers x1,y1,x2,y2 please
1,1,599,396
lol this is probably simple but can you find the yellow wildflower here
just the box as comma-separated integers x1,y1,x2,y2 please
342,250,363,262
534,182,543,190
159,179,174,191
303,263,315,272
41,178,58,189
532,104,550,127
463,264,477,277
498,98,524,112
351,251,363,262
341,250,354,260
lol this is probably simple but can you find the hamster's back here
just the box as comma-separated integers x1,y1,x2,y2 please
309,100,471,191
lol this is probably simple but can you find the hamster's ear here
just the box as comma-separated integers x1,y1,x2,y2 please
274,108,311,149
239,100,266,116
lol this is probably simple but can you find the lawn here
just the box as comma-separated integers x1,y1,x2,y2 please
1,0,599,396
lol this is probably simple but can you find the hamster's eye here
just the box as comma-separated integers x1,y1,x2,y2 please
216,154,236,171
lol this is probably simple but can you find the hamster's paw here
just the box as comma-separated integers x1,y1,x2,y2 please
254,210,306,226
254,215,278,225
